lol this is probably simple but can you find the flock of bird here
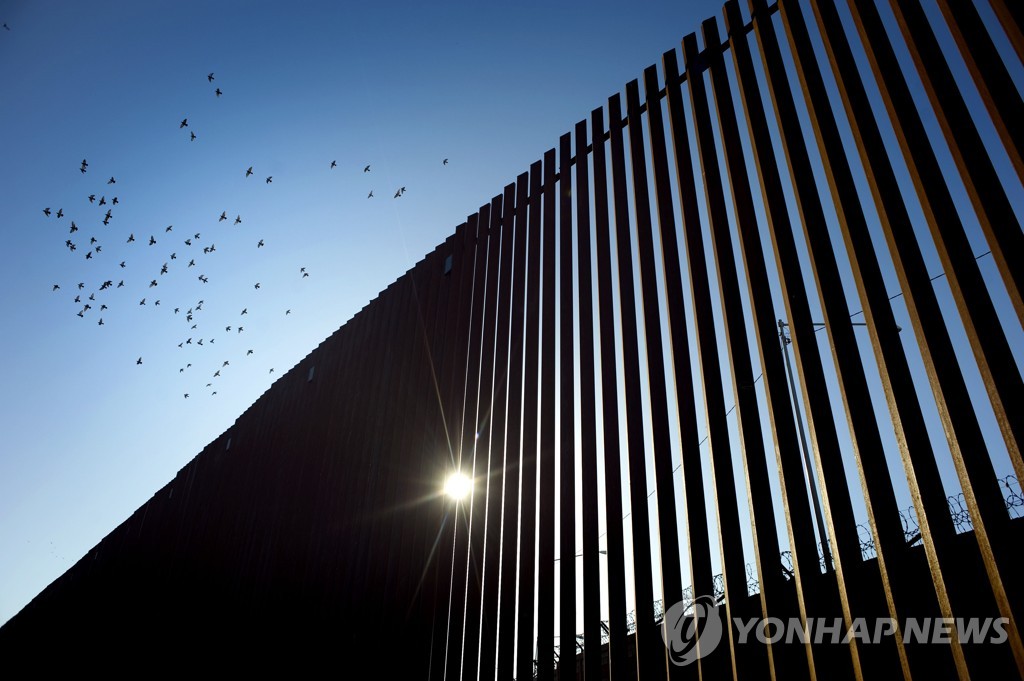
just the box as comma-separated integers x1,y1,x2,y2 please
43,71,450,400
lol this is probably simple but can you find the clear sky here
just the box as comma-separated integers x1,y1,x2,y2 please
0,0,738,628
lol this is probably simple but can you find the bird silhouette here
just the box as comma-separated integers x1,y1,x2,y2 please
95,245,102,253
330,160,337,169
56,208,63,218
170,252,177,260
208,73,215,82
302,272,309,278
400,186,406,195
223,360,229,367
107,177,116,184
139,298,146,305
119,261,126,268
149,236,156,245
364,165,371,172
237,326,243,333
77,310,84,318
149,280,157,287
78,282,85,290
300,267,306,273
394,189,401,198
245,166,253,177
213,370,220,377
215,88,222,97
234,215,241,225
185,239,192,246
117,280,124,287
85,251,93,259
70,221,78,233
225,326,231,332
102,216,110,226
52,284,60,291
257,239,264,248
104,210,112,220
43,207,51,217
98,196,106,206
180,118,188,128
199,275,209,283
155,300,160,306
247,349,253,356
241,308,247,315
190,131,197,141
74,295,81,303
265,176,272,184
194,232,200,240
285,309,291,315
184,394,189,399
137,357,143,365
160,264,168,275
88,194,96,203
98,318,104,326
80,159,88,173
269,368,275,374
443,158,448,165
112,197,118,205
188,259,195,267
254,283,260,290
367,191,373,198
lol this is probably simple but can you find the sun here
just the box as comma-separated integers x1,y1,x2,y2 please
443,472,471,501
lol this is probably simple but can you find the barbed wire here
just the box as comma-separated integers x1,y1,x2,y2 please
541,474,1022,677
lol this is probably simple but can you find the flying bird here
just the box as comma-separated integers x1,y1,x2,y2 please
219,212,227,221
363,165,371,172
56,208,63,218
107,176,115,184
52,284,60,291
188,259,195,267
254,283,260,289
180,118,188,128
257,239,264,248
98,196,106,206
185,239,192,246
215,88,222,97
247,349,253,356
137,357,143,365
285,309,291,315
139,298,146,305
112,197,119,205
98,318,104,326
127,233,135,243
302,272,309,278
208,73,215,82
265,176,272,184
120,261,126,268
191,131,196,141
330,160,336,169
160,264,168,275
69,221,78,233
88,194,96,203
43,207,51,217
367,190,373,199
149,236,156,245
74,295,81,303
394,189,401,198
245,166,253,177
269,368,275,374
234,215,241,225
80,159,88,173
443,158,448,165
241,308,247,315
237,326,243,333
78,282,85,290
165,225,173,232
104,210,112,220
85,251,93,259
149,280,157,287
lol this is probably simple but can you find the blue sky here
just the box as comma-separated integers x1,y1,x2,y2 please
0,0,738,628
